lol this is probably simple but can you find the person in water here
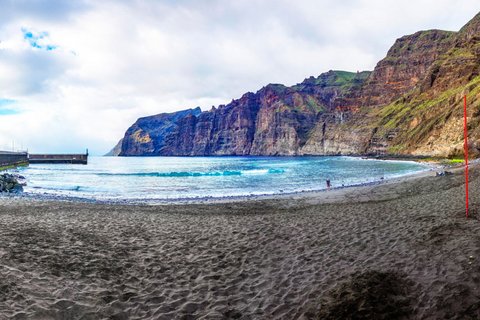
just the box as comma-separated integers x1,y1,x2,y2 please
326,178,331,190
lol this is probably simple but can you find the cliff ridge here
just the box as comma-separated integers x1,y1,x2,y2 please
114,12,480,158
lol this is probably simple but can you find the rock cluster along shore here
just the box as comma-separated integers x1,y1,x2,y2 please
0,173,26,193
110,11,480,158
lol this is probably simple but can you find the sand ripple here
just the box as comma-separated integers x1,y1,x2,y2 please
1,166,480,318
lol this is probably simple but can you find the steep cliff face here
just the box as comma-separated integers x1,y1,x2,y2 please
360,30,455,106
249,84,323,155
300,29,456,155
366,13,480,157
114,12,480,158
118,71,366,156
192,92,260,155
119,108,202,156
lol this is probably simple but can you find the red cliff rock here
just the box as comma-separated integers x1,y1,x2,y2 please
114,12,480,158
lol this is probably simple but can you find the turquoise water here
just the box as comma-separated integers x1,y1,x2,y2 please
18,156,428,201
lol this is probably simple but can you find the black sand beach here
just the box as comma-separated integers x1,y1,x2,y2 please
1,165,480,319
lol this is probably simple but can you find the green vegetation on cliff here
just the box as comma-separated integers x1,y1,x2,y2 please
112,11,480,158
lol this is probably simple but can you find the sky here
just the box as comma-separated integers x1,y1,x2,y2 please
1,0,480,155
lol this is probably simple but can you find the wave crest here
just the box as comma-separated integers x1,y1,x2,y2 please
97,168,285,178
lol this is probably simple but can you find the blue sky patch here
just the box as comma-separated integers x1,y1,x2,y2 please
0,109,18,115
0,98,15,106
0,99,19,115
22,28,58,51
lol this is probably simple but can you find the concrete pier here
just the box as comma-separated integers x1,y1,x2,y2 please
0,151,29,169
0,150,89,167
29,152,88,164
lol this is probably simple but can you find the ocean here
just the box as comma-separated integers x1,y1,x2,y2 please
17,156,429,202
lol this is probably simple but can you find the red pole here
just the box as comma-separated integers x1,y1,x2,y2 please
463,95,469,218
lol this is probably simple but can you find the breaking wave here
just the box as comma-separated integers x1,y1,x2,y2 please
96,168,285,178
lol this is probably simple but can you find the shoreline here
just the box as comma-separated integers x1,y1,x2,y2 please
4,168,432,206
2,156,443,206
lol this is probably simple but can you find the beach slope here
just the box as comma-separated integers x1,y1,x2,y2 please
1,166,480,319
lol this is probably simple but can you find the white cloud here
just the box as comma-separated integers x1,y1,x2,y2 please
0,0,479,154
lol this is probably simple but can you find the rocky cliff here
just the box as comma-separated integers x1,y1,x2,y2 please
112,12,480,158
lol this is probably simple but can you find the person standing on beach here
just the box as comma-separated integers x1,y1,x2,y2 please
326,178,331,190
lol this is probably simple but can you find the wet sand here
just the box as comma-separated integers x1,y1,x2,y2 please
1,165,480,319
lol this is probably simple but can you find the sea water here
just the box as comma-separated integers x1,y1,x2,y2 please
17,156,428,201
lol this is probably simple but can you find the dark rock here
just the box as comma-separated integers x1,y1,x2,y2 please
0,173,26,193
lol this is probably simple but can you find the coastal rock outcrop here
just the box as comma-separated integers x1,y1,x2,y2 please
119,108,202,156
113,12,480,158
0,173,26,193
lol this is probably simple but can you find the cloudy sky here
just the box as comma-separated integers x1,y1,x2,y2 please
1,0,479,154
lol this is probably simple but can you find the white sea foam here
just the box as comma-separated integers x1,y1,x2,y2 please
17,156,428,201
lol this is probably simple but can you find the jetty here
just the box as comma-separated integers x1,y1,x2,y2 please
29,150,89,164
0,151,29,169
0,150,88,169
